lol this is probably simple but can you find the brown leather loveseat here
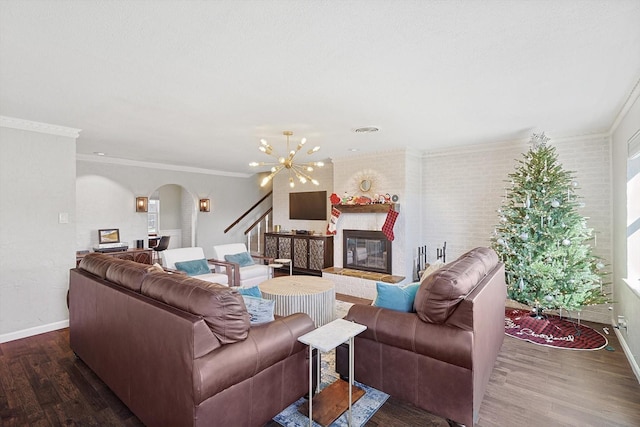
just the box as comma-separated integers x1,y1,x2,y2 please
69,253,315,427
336,247,506,426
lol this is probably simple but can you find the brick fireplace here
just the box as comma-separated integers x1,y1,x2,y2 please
343,229,392,274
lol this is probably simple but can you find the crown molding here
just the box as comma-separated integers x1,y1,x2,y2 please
0,116,81,138
423,132,610,158
609,75,640,135
76,153,252,178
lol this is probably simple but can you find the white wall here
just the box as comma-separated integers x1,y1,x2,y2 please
271,163,334,234
76,159,267,259
422,134,613,324
612,88,640,378
0,123,77,341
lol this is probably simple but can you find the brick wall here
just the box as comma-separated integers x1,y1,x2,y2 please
422,134,612,323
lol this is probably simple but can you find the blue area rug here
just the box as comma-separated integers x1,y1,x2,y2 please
273,355,389,427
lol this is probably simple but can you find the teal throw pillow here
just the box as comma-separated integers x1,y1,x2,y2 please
174,259,211,276
242,295,275,325
224,252,255,267
373,282,421,312
237,285,262,298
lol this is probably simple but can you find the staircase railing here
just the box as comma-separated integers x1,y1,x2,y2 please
224,191,272,254
244,207,272,254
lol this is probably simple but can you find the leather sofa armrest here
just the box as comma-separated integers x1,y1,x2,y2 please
207,259,239,286
345,304,473,369
193,312,315,403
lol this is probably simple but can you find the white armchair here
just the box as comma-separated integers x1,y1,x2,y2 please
160,247,232,285
211,243,272,288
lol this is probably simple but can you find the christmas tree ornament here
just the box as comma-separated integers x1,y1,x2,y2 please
551,200,560,208
572,181,579,187
562,239,571,246
545,295,554,302
596,262,605,270
497,238,505,245
520,233,529,241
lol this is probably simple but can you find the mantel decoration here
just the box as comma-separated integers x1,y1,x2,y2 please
250,130,324,188
327,192,400,240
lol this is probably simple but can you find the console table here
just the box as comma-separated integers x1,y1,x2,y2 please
75,248,153,267
264,232,333,276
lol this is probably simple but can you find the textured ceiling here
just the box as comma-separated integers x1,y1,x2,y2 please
1,0,639,175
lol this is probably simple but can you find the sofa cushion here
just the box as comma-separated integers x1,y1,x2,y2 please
79,252,122,279
105,259,153,292
141,274,250,344
175,258,211,276
241,295,275,324
414,247,498,324
237,285,262,298
373,282,420,312
224,251,255,267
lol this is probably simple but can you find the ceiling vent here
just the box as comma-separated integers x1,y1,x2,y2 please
354,126,379,133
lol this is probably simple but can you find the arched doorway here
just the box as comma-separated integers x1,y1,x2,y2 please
148,184,197,249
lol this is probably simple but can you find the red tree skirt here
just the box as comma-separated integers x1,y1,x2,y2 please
505,308,607,350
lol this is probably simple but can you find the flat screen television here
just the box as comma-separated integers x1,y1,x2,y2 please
289,191,327,220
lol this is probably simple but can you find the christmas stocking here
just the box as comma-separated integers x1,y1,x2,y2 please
382,208,399,241
326,207,341,235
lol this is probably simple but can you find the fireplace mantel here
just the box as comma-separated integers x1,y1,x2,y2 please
332,203,398,213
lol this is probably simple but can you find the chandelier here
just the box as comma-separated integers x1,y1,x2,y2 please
250,131,324,188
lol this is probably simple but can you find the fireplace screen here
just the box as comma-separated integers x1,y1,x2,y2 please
343,230,392,274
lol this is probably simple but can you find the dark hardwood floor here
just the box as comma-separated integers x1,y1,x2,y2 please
2,298,640,426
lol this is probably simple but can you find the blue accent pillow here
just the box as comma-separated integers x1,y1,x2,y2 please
242,295,275,325
174,259,210,276
224,252,255,267
237,285,262,298
373,282,421,312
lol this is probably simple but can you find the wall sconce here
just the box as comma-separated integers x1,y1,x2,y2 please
136,196,148,213
199,199,211,212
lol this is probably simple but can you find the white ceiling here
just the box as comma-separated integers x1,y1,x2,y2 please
1,0,639,176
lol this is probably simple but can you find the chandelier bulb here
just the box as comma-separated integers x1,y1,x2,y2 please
279,157,285,164
315,161,324,167
289,177,295,188
311,179,319,186
306,166,313,172
307,146,320,155
259,146,266,153
300,138,307,145
299,176,307,184
249,162,260,167
270,166,277,172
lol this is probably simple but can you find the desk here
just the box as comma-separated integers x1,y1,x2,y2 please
75,249,153,267
297,319,367,427
259,276,335,327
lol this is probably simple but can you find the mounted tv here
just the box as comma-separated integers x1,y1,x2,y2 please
289,191,327,220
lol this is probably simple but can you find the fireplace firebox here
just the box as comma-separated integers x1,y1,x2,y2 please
343,229,392,274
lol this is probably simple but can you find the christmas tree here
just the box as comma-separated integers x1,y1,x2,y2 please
491,133,607,313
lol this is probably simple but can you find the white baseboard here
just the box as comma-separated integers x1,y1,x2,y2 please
613,327,640,384
0,319,69,344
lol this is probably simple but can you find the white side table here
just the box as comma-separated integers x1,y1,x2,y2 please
267,263,283,278
297,318,367,427
274,258,292,275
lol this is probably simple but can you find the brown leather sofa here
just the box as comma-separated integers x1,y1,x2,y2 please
336,247,506,426
69,253,315,427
